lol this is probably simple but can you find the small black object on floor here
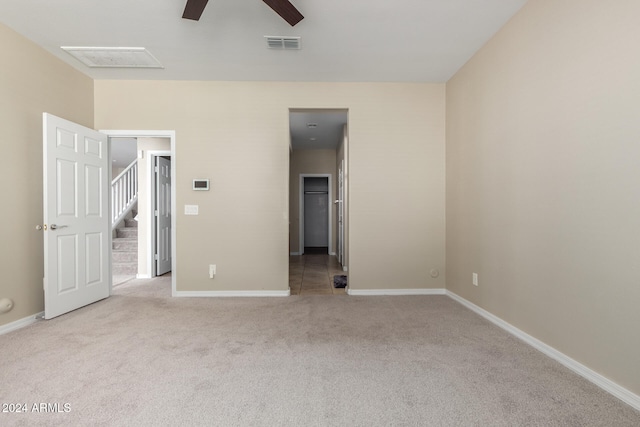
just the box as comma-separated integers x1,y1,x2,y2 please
304,247,328,255
333,275,347,288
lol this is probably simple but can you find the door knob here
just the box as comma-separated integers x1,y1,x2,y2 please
50,224,67,230
35,224,47,231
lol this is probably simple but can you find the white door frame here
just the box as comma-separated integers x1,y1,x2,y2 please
299,174,332,255
101,130,177,295
148,151,171,278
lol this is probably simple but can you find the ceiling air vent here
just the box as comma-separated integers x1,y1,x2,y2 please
265,36,301,50
61,47,164,68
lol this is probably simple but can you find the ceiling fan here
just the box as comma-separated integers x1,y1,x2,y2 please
182,0,304,27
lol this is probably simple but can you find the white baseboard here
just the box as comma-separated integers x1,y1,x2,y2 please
446,290,640,412
348,288,446,296
289,252,301,256
329,252,336,256
173,289,291,297
136,274,152,279
0,312,44,336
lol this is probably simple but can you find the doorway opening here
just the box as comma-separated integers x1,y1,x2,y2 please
41,115,177,318
288,109,349,295
106,132,176,294
110,137,138,286
300,175,331,255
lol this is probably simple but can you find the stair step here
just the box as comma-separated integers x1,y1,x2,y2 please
124,218,138,228
116,227,137,238
113,238,137,251
112,250,138,263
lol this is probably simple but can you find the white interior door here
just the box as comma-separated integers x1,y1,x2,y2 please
303,177,329,249
337,162,344,264
155,156,171,276
43,113,110,319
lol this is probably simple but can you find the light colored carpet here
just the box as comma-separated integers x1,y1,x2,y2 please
1,276,638,426
112,275,136,287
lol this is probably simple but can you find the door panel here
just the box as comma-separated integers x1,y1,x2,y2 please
43,113,110,319
57,159,77,216
156,156,172,276
303,177,329,248
56,235,78,293
337,163,344,264
85,233,103,286
85,164,102,217
304,194,328,247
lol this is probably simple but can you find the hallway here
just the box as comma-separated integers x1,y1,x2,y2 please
289,253,347,295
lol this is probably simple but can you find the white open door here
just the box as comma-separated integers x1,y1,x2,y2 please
336,161,344,264
43,113,110,319
155,156,171,276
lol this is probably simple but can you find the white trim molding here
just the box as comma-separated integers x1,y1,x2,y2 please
446,290,640,412
0,312,44,336
290,252,301,256
348,288,446,296
173,290,291,298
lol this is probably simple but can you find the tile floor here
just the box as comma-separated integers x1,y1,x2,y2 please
114,258,344,295
289,253,348,295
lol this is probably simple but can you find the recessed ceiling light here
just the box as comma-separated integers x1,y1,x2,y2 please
310,138,317,141
61,47,164,68
306,123,318,128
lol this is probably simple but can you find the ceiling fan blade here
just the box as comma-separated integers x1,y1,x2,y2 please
183,0,209,21
262,0,304,27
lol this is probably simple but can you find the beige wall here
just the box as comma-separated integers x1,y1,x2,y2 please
112,166,126,179
446,0,640,395
136,138,171,276
94,81,446,292
289,149,337,254
0,23,94,326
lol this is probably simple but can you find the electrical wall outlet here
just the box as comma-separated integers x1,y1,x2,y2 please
209,264,216,279
185,205,199,215
472,273,478,286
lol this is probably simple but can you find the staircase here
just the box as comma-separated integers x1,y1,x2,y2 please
112,159,139,280
112,215,138,277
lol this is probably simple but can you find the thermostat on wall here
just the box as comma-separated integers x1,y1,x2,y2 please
193,179,210,191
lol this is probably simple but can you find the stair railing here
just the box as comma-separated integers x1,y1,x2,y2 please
112,159,138,230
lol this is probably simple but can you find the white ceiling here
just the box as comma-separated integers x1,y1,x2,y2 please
1,0,527,152
290,110,347,150
111,138,138,169
0,0,527,83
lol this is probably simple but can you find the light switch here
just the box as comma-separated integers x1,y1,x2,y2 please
185,205,199,215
